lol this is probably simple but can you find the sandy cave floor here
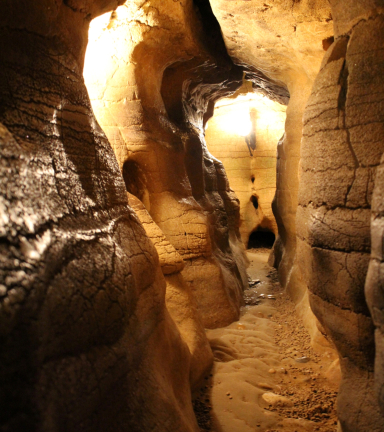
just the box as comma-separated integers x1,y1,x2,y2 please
193,250,340,432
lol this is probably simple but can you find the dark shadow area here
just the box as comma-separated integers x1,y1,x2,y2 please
250,195,258,209
122,159,147,201
322,35,334,51
247,228,275,249
192,0,232,63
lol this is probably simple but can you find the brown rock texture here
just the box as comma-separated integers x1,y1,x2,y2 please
83,0,248,329
297,1,384,430
367,158,384,419
0,1,199,431
209,0,333,288
205,82,286,246
2,0,384,431
209,0,334,350
127,193,213,388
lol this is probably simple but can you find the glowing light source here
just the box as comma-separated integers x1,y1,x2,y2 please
84,13,115,85
216,108,252,136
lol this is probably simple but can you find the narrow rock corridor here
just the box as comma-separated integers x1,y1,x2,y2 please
1,1,384,431
194,251,339,432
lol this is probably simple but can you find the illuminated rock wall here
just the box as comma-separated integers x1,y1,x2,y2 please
83,1,248,330
0,1,199,431
2,0,384,431
127,193,213,388
298,1,384,430
210,2,384,428
209,0,334,344
205,85,286,246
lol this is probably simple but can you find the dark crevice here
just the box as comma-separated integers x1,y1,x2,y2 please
247,228,276,249
251,195,258,210
63,0,78,12
122,160,147,202
327,36,349,64
192,0,232,64
338,59,349,113
322,36,334,51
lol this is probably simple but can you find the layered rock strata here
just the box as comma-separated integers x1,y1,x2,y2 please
298,1,384,430
210,0,334,345
84,0,248,329
127,193,213,388
205,82,286,246
0,1,199,431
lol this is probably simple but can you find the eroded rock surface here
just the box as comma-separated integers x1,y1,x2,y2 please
0,2,199,431
298,1,384,430
127,193,213,388
205,82,286,246
84,0,248,329
2,0,384,431
210,0,334,353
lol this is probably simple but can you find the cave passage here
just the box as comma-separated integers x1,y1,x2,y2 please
247,227,275,249
3,0,382,430
204,83,285,247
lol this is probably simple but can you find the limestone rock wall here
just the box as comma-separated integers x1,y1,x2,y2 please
209,0,384,429
3,1,384,431
205,85,286,246
297,1,384,430
83,0,248,329
0,1,199,431
367,150,384,420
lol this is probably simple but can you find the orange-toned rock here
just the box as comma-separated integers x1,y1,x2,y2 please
84,1,248,329
209,0,334,354
205,82,286,246
127,192,213,388
298,1,384,429
0,2,199,431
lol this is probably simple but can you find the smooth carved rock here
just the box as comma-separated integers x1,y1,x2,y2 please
210,0,333,86
127,193,185,275
165,272,214,388
84,0,248,329
209,0,334,353
2,1,384,431
209,0,333,305
126,192,213,387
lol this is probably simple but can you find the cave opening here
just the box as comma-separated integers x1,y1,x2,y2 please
247,227,275,249
204,82,286,247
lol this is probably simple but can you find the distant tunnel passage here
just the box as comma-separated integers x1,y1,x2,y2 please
247,228,275,249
